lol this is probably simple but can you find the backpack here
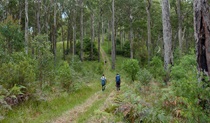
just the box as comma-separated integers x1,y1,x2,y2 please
101,77,106,86
116,75,120,83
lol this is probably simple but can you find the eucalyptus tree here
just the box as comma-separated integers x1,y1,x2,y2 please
162,0,173,83
111,0,115,69
79,0,84,61
194,0,210,76
97,0,103,62
53,0,57,65
25,0,29,54
177,0,182,55
144,0,152,62
86,0,96,60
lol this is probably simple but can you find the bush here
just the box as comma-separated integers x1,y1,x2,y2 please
0,16,24,53
138,68,152,86
76,38,98,60
0,52,36,88
149,56,165,81
170,54,210,122
122,59,139,82
57,61,74,91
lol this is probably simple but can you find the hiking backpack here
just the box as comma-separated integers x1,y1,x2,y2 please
116,75,120,83
101,77,106,86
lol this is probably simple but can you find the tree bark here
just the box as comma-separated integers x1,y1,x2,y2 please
129,14,133,59
80,0,84,61
98,0,102,62
91,12,94,60
194,0,210,76
177,0,182,55
67,19,70,54
53,0,57,66
162,0,173,82
73,6,77,59
37,0,41,34
102,17,104,43
25,0,28,55
62,24,65,60
111,0,116,69
145,0,152,62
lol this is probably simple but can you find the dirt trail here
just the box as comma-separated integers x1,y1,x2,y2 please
51,47,116,123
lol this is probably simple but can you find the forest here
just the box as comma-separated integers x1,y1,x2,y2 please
0,0,210,122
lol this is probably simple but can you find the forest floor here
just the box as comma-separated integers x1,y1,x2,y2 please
50,47,122,123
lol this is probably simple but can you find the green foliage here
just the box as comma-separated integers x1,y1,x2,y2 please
134,39,148,66
138,68,152,86
0,52,36,88
76,38,98,60
95,62,104,75
122,59,139,82
170,54,210,122
0,85,11,116
32,34,54,85
57,61,73,91
149,56,165,81
9,84,26,96
0,16,24,53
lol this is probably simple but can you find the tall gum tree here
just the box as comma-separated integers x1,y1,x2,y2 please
145,0,152,62
162,0,173,82
177,0,182,55
80,0,84,62
111,0,116,70
194,0,210,76
25,0,28,55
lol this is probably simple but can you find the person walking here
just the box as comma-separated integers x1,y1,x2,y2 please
116,73,121,91
101,74,106,91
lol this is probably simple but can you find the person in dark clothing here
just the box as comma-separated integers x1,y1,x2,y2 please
116,73,121,91
101,74,106,91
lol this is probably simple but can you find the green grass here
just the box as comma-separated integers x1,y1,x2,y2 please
2,83,100,123
76,79,115,123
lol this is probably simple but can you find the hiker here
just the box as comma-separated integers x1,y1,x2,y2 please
116,73,121,91
101,74,106,91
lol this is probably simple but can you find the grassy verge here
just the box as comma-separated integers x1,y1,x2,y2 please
76,81,115,123
2,83,100,123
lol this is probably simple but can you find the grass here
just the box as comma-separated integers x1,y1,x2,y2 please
2,82,100,123
76,77,116,123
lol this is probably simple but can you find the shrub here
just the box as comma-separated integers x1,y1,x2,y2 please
170,54,210,122
122,59,139,82
0,52,36,88
138,68,152,86
149,56,165,81
0,16,24,53
76,38,98,60
57,61,73,91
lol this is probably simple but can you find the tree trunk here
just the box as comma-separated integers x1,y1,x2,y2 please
67,19,70,54
19,2,22,25
98,1,102,62
62,24,65,60
194,0,210,76
53,0,57,66
91,12,94,60
73,7,77,59
177,0,182,55
102,17,104,43
129,12,133,59
120,27,123,50
37,0,41,34
162,0,173,82
80,0,84,61
145,0,152,62
25,0,28,55
111,0,116,70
